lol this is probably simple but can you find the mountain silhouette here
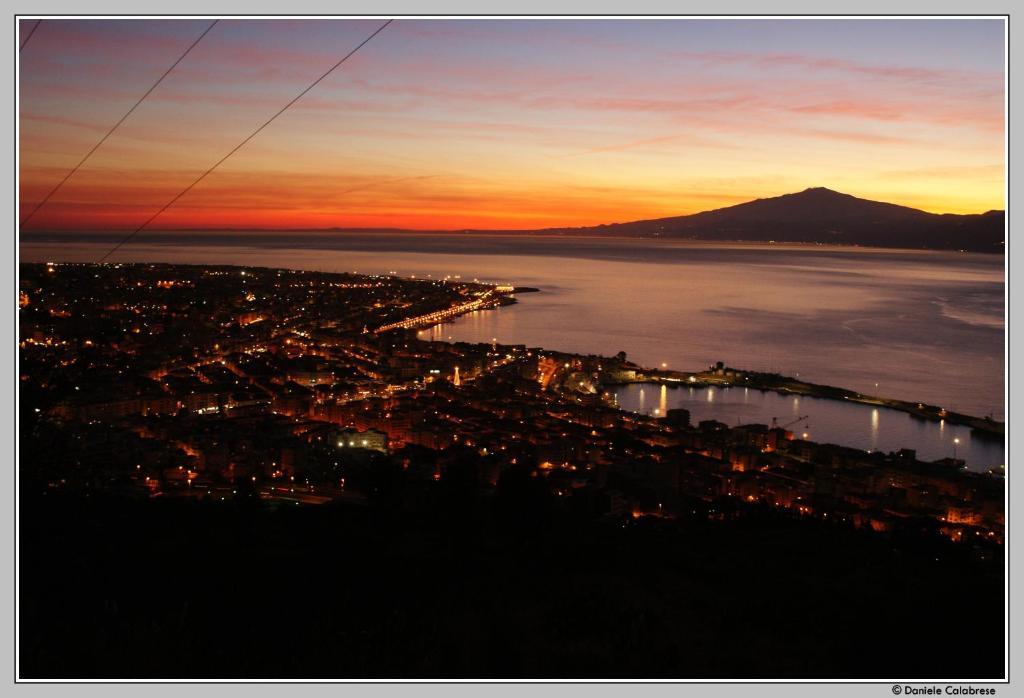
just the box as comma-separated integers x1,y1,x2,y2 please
135,187,1003,253
548,187,1004,252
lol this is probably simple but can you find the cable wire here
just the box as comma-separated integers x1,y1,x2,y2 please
20,19,220,228
19,19,41,51
96,18,393,264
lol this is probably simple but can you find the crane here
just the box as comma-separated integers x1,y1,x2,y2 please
772,415,809,430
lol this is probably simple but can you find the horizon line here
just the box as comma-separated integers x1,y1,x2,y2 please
17,187,1006,236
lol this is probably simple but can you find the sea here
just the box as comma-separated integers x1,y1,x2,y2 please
19,232,1005,471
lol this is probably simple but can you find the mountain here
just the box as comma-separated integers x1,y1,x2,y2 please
546,188,1004,253
93,187,1001,253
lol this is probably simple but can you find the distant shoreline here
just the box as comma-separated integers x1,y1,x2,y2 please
18,231,1003,256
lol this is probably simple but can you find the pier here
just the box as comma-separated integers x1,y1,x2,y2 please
606,363,1005,438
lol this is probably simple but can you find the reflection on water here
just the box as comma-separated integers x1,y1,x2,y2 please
614,383,1003,472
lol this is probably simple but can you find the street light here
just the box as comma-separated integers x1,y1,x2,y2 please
953,437,960,460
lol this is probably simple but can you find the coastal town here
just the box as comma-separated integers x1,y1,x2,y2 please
19,262,1004,549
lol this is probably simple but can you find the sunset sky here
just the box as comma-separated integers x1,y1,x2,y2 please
18,18,1006,231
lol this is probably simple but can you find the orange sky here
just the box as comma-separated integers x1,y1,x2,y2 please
18,18,1006,231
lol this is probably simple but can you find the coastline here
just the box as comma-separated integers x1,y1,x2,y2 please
19,231,1005,256
604,365,1005,438
19,259,1002,440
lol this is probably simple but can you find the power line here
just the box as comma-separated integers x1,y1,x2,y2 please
20,19,220,228
96,18,393,265
19,19,41,51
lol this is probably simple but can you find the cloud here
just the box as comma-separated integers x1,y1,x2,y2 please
551,133,737,158
672,49,1001,88
876,164,1004,179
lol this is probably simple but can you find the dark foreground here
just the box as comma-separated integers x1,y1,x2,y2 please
20,489,1003,679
